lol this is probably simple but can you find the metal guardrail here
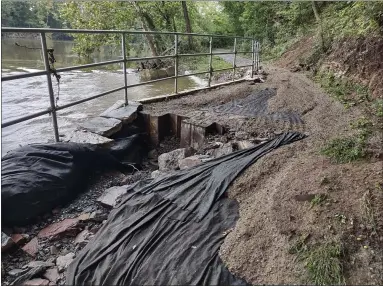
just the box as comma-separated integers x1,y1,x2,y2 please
1,27,260,141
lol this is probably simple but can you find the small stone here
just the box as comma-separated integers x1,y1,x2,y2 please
23,278,50,286
2,232,15,253
38,218,80,240
8,268,28,277
148,149,158,159
97,185,129,208
77,213,91,222
50,246,59,255
22,237,39,257
43,267,60,283
23,261,54,269
56,253,75,273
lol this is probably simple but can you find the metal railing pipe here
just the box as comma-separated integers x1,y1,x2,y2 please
122,33,128,105
174,34,178,94
55,59,123,73
40,32,60,142
2,71,47,82
1,109,52,128
208,36,213,87
232,38,237,81
251,39,255,77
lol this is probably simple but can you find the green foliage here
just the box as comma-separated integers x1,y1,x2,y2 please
310,194,327,208
290,239,345,285
372,99,383,117
321,137,366,164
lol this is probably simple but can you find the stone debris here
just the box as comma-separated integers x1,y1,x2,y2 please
11,234,30,246
38,218,80,240
2,232,15,253
11,266,46,286
23,261,54,269
97,185,129,208
158,148,193,171
77,213,91,222
79,117,122,137
42,267,60,283
74,230,93,247
50,246,59,255
23,278,50,286
212,143,234,158
179,155,212,170
8,268,28,277
235,140,256,150
56,253,75,273
22,237,39,257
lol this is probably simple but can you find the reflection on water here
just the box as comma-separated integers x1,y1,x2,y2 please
1,38,206,155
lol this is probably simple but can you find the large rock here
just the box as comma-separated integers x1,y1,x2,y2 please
38,219,80,240
100,101,143,124
79,117,122,137
64,130,114,146
11,234,29,246
2,232,15,253
23,261,54,269
74,230,93,247
96,185,129,208
235,140,255,150
158,148,193,171
212,143,234,157
56,253,75,273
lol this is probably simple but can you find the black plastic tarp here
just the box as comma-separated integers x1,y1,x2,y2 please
67,132,306,285
1,134,147,226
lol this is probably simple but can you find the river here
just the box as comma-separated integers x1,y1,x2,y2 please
1,38,206,155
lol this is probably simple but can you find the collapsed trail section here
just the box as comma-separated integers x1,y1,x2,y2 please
67,132,306,285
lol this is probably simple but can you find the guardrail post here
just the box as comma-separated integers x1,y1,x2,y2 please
232,37,237,81
208,36,213,87
256,42,260,72
40,32,60,142
174,34,178,94
122,33,128,105
251,39,255,77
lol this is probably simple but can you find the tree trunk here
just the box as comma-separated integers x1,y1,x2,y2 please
132,2,159,58
181,1,193,50
312,1,324,52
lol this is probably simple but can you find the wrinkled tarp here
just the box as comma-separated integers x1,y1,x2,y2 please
67,132,306,286
1,134,147,226
212,88,304,125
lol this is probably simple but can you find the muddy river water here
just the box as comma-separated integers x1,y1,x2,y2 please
1,38,206,155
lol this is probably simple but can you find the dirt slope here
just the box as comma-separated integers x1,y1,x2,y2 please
219,66,383,285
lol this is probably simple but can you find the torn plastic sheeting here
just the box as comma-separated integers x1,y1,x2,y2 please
1,134,147,226
67,132,306,285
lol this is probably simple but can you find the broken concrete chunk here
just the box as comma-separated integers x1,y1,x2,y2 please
158,148,193,171
2,232,15,253
64,130,114,146
43,267,60,283
56,252,75,273
77,213,91,222
22,237,39,257
97,185,129,208
38,218,80,240
23,261,54,269
23,278,50,286
100,102,142,124
79,117,122,137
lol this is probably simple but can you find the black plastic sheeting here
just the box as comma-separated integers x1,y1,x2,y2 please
67,132,306,286
1,134,147,227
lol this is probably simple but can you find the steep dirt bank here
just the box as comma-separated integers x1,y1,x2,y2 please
219,66,382,285
274,35,383,99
